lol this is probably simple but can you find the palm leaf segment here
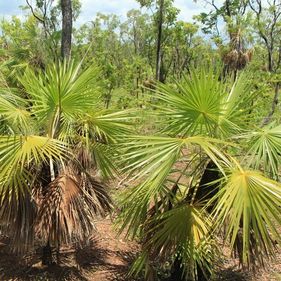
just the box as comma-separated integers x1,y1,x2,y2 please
214,168,281,267
242,123,281,179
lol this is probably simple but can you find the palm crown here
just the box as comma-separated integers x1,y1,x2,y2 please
118,68,281,280
0,60,130,255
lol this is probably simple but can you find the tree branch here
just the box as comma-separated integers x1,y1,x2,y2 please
25,0,44,23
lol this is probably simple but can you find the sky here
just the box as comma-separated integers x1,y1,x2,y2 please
0,0,210,24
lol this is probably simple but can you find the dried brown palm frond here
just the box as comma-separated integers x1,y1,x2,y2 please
223,49,253,71
0,165,41,253
80,171,113,213
223,27,253,72
223,49,239,69
35,167,112,247
237,52,249,69
69,142,93,172
246,49,253,62
0,189,36,253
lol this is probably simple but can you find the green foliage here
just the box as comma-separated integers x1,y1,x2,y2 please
214,168,281,267
0,60,132,252
117,68,281,280
0,0,281,279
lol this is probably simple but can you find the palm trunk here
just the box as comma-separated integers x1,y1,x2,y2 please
171,161,220,280
170,257,209,281
40,164,54,266
42,240,53,265
169,255,184,281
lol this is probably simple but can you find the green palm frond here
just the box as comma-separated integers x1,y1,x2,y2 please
19,61,101,129
0,135,68,168
0,135,68,198
0,91,30,131
118,135,230,237
152,68,253,139
154,68,224,137
118,161,177,238
130,203,216,280
213,168,281,267
86,110,134,142
146,203,212,253
91,142,119,178
214,71,255,138
242,123,281,178
59,109,135,178
222,71,253,118
120,135,231,179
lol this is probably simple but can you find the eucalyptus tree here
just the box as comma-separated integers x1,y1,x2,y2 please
0,16,47,80
137,0,179,82
0,61,130,264
25,0,81,60
118,68,281,280
249,0,281,125
61,0,73,58
249,0,281,73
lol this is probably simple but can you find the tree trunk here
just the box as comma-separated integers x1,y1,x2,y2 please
155,0,164,82
169,255,184,281
170,161,220,280
169,256,209,281
61,0,72,59
268,49,273,72
262,82,280,126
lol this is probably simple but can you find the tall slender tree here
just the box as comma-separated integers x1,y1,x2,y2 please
249,0,281,125
155,0,164,81
61,0,73,59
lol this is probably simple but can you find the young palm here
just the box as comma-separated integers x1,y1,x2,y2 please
0,61,130,264
118,68,281,280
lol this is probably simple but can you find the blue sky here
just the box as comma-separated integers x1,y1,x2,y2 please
0,0,210,23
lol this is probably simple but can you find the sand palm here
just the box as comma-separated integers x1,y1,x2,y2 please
118,68,281,280
0,60,130,264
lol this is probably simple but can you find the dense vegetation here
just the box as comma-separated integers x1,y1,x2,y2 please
0,0,280,280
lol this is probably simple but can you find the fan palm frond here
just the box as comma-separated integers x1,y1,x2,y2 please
130,203,217,280
213,168,281,267
0,135,68,197
242,123,281,178
120,135,230,179
152,68,254,139
118,135,230,238
154,68,224,137
0,91,30,131
19,60,101,130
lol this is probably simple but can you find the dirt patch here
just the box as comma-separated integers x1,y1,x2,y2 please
0,219,140,281
215,243,281,281
0,219,280,281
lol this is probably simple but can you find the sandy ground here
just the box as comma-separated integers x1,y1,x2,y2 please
0,218,280,281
